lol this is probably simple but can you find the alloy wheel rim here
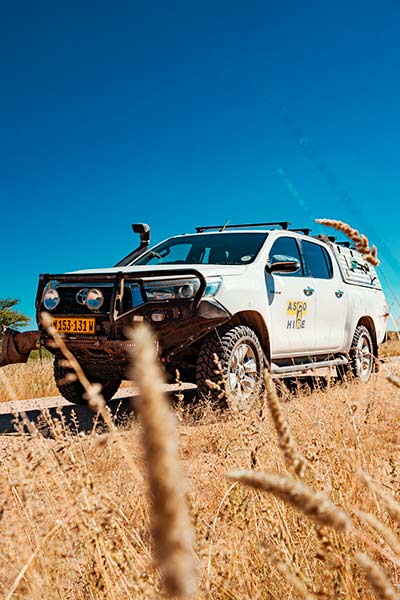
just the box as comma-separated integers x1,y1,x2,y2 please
227,341,259,406
355,334,373,381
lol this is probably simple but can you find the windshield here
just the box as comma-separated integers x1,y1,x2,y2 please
132,232,269,266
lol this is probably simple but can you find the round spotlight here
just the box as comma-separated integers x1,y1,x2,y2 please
179,283,195,298
150,309,166,322
43,288,60,311
86,288,104,311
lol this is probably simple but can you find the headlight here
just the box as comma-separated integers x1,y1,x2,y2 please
86,288,104,311
179,282,196,298
204,276,222,297
144,278,201,301
43,288,60,310
143,276,222,301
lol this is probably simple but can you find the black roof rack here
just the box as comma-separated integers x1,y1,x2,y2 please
290,228,312,235
195,221,290,233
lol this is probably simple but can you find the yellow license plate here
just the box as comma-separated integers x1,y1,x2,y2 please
53,317,96,335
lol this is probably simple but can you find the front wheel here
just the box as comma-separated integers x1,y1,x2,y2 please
196,325,264,410
339,325,374,383
54,356,121,405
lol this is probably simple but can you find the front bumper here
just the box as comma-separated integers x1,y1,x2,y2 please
37,269,231,376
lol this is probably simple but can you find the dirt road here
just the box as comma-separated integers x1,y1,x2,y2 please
0,383,196,434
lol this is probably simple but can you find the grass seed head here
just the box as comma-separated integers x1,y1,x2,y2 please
356,552,399,600
227,470,352,532
127,323,196,598
315,218,380,265
273,558,317,600
356,509,400,556
264,370,307,477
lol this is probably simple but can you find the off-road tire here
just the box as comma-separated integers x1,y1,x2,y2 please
54,356,121,405
338,325,374,383
196,324,264,410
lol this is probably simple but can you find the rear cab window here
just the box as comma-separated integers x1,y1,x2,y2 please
302,240,333,279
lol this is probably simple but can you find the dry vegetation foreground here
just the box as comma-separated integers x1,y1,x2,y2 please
0,356,399,599
0,358,133,403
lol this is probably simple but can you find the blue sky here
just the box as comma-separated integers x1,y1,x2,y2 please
1,1,400,328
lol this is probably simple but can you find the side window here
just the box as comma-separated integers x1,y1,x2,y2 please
268,237,304,277
302,241,333,279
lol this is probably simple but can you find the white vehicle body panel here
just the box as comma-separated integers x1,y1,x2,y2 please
265,272,317,354
72,228,387,359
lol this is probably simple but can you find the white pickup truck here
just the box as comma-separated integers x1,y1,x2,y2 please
3,221,386,407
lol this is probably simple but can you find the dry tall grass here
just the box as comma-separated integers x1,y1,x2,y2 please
0,359,58,401
0,345,399,598
0,358,133,403
1,333,398,401
380,335,400,358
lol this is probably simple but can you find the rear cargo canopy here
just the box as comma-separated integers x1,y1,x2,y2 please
333,245,381,289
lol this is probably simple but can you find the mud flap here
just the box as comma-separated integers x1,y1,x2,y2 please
0,327,41,367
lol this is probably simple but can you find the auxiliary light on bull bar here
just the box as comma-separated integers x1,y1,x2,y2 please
150,310,166,322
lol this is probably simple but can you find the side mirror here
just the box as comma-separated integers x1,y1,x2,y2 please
267,254,301,274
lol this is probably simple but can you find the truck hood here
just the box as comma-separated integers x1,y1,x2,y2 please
70,264,248,277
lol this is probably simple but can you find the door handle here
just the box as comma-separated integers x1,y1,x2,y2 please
303,286,314,296
335,289,344,298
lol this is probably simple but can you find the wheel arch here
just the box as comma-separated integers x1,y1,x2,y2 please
227,310,270,362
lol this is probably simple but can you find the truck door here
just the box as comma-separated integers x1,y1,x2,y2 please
301,240,346,351
266,236,317,356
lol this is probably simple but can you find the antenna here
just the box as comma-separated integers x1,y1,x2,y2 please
220,219,230,232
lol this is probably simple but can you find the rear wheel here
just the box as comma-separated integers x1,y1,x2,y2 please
196,325,264,410
339,325,374,383
54,355,121,405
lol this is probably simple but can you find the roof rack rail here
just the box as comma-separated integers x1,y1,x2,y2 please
195,221,290,233
290,228,312,235
336,241,351,248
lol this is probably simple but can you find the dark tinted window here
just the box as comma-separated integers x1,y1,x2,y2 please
302,241,333,279
133,232,269,266
268,237,303,277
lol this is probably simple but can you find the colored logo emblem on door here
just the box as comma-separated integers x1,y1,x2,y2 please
287,300,307,329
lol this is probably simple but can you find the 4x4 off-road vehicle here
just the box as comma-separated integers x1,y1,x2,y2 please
1,221,388,407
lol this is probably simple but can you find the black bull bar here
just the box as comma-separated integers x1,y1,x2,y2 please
1,269,230,368
35,268,208,320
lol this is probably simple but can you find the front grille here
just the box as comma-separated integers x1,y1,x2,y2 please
41,280,145,318
55,285,114,315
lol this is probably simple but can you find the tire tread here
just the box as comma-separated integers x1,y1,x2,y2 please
196,324,263,404
54,356,121,405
